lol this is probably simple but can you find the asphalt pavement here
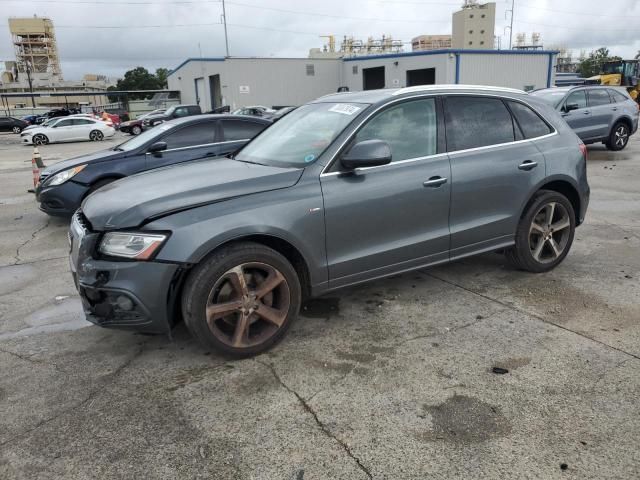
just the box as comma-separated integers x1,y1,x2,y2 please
0,131,639,479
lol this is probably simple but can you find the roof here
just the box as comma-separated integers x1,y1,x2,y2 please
341,48,560,62
316,84,530,104
168,49,560,77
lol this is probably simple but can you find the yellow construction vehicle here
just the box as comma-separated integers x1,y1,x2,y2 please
586,59,640,102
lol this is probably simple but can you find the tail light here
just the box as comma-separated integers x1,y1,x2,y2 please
578,142,587,160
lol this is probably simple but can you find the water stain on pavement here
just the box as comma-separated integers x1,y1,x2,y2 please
301,298,340,318
418,394,510,443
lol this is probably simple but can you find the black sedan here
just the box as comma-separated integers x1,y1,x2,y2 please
0,116,28,133
35,114,270,217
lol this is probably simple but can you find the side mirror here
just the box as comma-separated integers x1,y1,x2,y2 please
341,139,392,170
564,103,579,113
147,141,167,155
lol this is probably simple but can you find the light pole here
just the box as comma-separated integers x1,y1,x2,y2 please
221,0,230,57
506,0,515,49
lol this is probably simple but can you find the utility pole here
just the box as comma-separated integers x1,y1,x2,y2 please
221,0,230,57
506,0,515,49
25,61,36,108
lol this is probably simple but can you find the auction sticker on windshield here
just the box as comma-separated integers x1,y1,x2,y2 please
328,104,361,115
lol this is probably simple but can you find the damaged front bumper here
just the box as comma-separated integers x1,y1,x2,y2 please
69,211,183,334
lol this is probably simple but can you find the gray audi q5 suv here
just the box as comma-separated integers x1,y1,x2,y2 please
69,85,590,356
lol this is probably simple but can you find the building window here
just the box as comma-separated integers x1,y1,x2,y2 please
481,30,485,34
352,65,358,75
469,14,474,18
480,41,484,45
306,64,315,76
481,14,486,18
469,30,473,34
469,41,473,45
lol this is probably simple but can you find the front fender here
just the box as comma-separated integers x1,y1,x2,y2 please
146,181,328,288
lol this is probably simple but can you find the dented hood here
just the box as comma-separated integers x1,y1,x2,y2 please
82,158,303,230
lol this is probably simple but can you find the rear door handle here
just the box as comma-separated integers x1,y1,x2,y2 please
583,110,591,115
612,107,618,111
518,160,538,171
423,176,447,187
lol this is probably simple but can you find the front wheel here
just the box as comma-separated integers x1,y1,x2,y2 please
182,242,302,357
12,126,22,134
131,125,142,135
89,130,104,141
506,190,576,273
32,134,49,145
606,122,629,151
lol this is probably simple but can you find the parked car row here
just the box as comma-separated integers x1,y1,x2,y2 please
35,114,270,215
59,84,612,358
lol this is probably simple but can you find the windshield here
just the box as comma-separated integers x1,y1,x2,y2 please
235,102,366,167
602,62,623,74
530,89,568,108
40,118,60,127
115,123,173,151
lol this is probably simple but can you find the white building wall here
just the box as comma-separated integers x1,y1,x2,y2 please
168,58,341,110
341,53,454,91
167,52,557,107
459,53,555,90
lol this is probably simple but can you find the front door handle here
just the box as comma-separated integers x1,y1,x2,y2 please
518,160,538,171
423,176,447,187
583,110,591,115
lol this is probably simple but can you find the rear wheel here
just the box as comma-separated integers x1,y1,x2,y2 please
506,190,575,273
606,122,629,151
131,125,142,135
32,134,49,145
182,242,301,357
89,130,104,141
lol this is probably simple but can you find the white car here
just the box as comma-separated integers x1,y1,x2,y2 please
21,117,115,145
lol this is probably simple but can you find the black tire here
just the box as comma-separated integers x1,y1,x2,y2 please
131,125,142,135
605,122,630,151
89,130,104,141
182,242,302,357
505,190,576,273
32,134,49,145
12,126,22,134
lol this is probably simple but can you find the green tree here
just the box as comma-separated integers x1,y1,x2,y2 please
114,67,165,99
155,68,170,89
577,48,622,77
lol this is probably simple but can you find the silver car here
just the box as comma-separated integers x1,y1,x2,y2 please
531,86,639,150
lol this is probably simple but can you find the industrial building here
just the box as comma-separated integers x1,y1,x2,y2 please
412,35,452,52
167,49,558,111
452,1,496,49
1,17,111,109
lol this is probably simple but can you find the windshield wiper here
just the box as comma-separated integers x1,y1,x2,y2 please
234,158,264,166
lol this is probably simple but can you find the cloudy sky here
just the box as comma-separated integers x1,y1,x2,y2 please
1,0,639,80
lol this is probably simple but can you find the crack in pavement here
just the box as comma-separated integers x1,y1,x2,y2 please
13,220,51,265
256,359,373,479
424,272,640,362
2,255,67,268
0,341,147,448
0,346,69,376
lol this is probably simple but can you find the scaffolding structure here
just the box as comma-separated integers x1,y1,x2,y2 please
9,17,63,81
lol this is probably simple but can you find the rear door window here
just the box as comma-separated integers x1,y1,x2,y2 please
507,101,553,139
444,96,514,151
609,89,629,103
587,89,611,107
563,90,587,111
221,120,267,141
162,122,216,149
353,98,437,162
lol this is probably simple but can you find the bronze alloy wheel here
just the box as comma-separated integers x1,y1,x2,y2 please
205,262,290,348
528,201,571,264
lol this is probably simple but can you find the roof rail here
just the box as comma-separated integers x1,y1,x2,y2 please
391,84,526,96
